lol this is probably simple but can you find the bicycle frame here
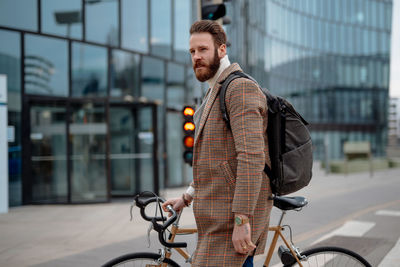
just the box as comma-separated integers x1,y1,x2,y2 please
160,210,304,267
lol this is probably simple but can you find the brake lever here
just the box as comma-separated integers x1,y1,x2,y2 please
130,200,136,221
147,223,153,248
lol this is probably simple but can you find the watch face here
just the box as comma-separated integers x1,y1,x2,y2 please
235,216,242,225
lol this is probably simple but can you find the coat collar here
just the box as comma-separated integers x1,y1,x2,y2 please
194,63,243,146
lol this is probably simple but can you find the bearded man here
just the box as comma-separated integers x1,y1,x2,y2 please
163,20,273,267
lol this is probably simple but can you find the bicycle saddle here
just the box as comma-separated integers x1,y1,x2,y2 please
273,196,308,210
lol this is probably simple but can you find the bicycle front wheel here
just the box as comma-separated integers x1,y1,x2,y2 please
287,246,372,267
102,252,180,267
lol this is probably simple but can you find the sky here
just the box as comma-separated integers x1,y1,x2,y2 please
390,0,400,97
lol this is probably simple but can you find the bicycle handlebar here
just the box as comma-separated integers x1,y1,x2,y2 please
134,194,167,222
133,193,187,248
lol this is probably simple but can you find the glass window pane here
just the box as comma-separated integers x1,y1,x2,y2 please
167,112,183,186
385,3,392,30
72,42,108,97
0,29,22,206
25,35,69,96
137,107,155,191
121,0,148,53
174,0,191,63
0,0,37,31
109,107,135,195
30,105,67,203
151,0,172,58
109,106,156,194
0,30,21,93
110,50,140,99
85,0,119,46
141,56,164,101
70,104,107,202
41,0,82,39
167,63,184,109
141,57,165,188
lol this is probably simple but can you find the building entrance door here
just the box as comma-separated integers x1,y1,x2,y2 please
24,98,108,203
28,101,68,203
24,99,159,204
69,102,108,203
109,104,158,196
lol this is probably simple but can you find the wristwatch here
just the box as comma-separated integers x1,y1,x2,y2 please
234,215,249,226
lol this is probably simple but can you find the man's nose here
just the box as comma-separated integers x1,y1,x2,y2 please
192,51,201,61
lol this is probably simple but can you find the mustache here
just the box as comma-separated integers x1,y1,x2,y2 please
194,61,207,69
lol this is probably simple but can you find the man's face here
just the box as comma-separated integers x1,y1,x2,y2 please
189,32,226,82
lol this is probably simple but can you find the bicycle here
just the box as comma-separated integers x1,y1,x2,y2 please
102,191,372,267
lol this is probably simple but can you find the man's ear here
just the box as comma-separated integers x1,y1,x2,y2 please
218,44,227,59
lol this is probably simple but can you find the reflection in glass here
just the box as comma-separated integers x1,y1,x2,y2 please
167,63,184,109
121,0,148,53
72,42,107,97
110,107,136,194
141,57,165,188
0,30,20,93
138,107,155,191
151,0,172,58
85,0,119,46
70,104,107,202
110,50,140,99
0,29,22,206
110,106,155,194
41,0,82,39
25,35,69,96
167,112,183,187
141,56,164,101
30,105,67,203
174,0,191,63
0,0,37,31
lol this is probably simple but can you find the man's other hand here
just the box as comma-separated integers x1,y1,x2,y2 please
162,197,186,217
232,220,256,255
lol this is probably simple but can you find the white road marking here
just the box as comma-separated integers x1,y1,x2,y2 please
378,237,400,267
375,210,400,217
312,220,375,245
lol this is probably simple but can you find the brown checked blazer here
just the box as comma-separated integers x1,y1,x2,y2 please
191,63,273,266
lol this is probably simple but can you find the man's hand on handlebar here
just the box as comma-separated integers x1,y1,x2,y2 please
162,197,186,217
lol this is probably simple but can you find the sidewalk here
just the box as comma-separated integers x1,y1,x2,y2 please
0,165,399,266
0,187,195,267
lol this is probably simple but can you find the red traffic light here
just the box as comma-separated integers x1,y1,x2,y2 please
183,136,194,148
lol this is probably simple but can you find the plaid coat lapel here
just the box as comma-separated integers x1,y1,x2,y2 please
194,63,243,146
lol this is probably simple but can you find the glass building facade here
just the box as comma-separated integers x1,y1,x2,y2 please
1,0,393,206
1,0,199,206
225,0,392,160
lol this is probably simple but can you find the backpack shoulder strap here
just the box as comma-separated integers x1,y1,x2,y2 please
219,71,255,128
219,72,272,179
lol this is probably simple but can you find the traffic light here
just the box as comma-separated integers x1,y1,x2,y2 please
201,1,231,25
182,106,195,165
202,3,225,20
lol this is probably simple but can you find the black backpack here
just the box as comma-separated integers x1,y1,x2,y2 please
219,71,313,196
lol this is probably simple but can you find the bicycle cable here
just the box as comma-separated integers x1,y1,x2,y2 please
282,224,295,246
138,191,171,244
